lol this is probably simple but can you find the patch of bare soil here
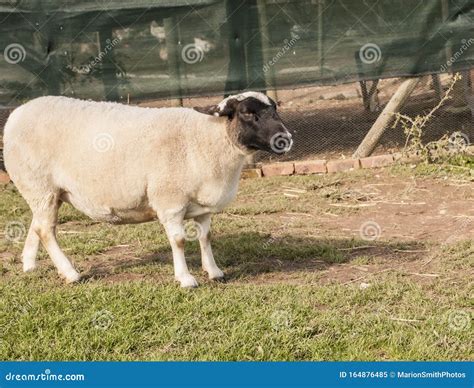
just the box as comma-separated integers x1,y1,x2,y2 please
233,170,473,285
80,245,170,284
3,170,470,287
311,174,474,243
78,170,473,287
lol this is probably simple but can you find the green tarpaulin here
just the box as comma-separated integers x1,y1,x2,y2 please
0,0,473,105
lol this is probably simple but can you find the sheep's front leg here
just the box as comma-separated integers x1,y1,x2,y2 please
22,223,40,272
32,203,80,284
195,214,224,281
162,215,198,288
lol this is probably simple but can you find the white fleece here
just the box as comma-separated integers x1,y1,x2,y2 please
4,96,246,223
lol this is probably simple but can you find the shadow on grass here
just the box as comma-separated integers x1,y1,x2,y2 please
84,232,427,282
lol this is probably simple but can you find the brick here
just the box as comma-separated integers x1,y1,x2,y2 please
360,154,394,169
294,160,327,175
326,159,360,173
399,155,422,165
241,168,262,179
0,171,10,184
261,162,295,177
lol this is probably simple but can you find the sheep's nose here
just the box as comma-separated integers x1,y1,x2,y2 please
280,124,292,139
282,128,293,151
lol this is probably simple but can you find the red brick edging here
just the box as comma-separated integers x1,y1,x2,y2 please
0,148,471,183
244,153,400,178
0,171,10,184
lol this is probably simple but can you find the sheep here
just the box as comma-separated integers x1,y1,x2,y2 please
4,91,293,287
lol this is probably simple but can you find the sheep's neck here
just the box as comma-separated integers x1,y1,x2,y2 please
225,119,254,157
218,121,246,173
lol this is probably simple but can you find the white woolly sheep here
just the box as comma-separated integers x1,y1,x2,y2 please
4,91,292,287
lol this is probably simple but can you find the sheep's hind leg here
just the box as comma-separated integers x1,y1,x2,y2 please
161,212,198,288
21,223,40,272
195,214,224,281
32,194,80,283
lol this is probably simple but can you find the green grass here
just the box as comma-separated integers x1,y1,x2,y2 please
0,166,472,361
391,154,474,179
0,270,471,360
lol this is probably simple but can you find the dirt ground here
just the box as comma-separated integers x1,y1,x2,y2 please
4,166,464,288
0,164,472,361
239,169,473,286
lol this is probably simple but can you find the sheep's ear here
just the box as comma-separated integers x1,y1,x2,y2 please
193,105,221,116
194,98,239,117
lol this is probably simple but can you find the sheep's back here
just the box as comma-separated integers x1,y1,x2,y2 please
4,96,224,212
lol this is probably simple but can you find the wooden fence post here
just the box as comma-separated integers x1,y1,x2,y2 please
353,77,420,158
257,0,277,101
98,28,119,101
164,17,183,107
317,0,324,77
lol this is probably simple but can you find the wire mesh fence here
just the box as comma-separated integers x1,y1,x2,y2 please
0,71,473,170
1,0,473,169
264,73,474,163
0,108,10,170
131,71,474,165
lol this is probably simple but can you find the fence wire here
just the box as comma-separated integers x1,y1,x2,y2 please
1,0,473,166
260,72,474,163
1,72,473,170
136,71,474,164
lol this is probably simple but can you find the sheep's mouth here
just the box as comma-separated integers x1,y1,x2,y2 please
247,144,264,151
246,143,274,153
242,134,293,154
248,145,283,155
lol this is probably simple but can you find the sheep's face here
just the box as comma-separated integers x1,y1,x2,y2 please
194,92,293,154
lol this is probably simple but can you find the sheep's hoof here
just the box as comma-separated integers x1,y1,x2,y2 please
208,268,225,282
23,262,37,273
177,274,199,288
63,270,81,284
